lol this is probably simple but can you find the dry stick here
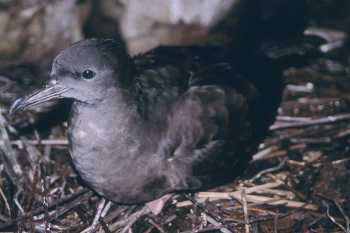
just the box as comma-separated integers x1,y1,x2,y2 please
333,200,350,233
0,213,10,222
90,201,113,233
250,143,307,163
251,188,295,199
181,180,318,211
0,75,13,92
259,127,307,150
275,116,313,122
203,215,233,233
270,113,350,131
174,182,284,207
332,158,350,165
242,195,318,211
89,200,112,233
93,206,136,233
41,169,50,233
104,205,147,233
0,111,23,186
185,194,234,233
43,136,53,163
120,206,150,233
0,185,11,216
101,205,131,225
245,197,290,209
35,190,93,232
249,158,287,182
0,112,25,219
281,96,346,109
0,189,91,230
33,222,71,232
14,189,25,215
252,143,306,162
323,201,349,233
198,181,283,200
289,137,332,144
5,139,68,147
80,199,107,233
252,149,287,162
239,206,277,216
180,226,223,233
252,145,279,161
101,201,113,219
241,189,250,233
196,192,318,211
336,128,350,138
273,214,279,233
260,120,336,151
147,218,166,233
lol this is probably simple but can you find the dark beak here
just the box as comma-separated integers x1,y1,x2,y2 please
9,82,69,115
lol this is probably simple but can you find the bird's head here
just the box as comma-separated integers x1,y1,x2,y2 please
10,38,130,114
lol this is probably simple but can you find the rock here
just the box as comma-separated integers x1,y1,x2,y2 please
91,0,240,55
88,0,307,55
0,0,87,68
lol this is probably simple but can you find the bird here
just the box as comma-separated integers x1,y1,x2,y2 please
9,38,320,213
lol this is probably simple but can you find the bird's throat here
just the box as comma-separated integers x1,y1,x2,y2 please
68,88,152,162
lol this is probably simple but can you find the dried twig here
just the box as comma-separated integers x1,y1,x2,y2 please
148,218,166,233
175,182,284,207
194,191,318,211
198,182,283,201
273,213,279,233
0,185,11,217
0,109,23,186
323,201,349,233
120,206,150,233
241,189,250,233
0,189,91,230
4,139,68,147
80,199,108,233
333,200,350,233
249,158,287,182
270,113,350,131
185,194,233,233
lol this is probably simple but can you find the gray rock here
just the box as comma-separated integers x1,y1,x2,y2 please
0,0,87,68
98,0,240,55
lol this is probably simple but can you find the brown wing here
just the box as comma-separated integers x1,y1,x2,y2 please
156,77,260,191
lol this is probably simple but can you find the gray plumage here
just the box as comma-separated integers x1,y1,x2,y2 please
10,39,284,204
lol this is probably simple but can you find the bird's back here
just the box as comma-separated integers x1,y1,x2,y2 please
129,46,283,193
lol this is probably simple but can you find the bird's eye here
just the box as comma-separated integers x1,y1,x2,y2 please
82,69,96,80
